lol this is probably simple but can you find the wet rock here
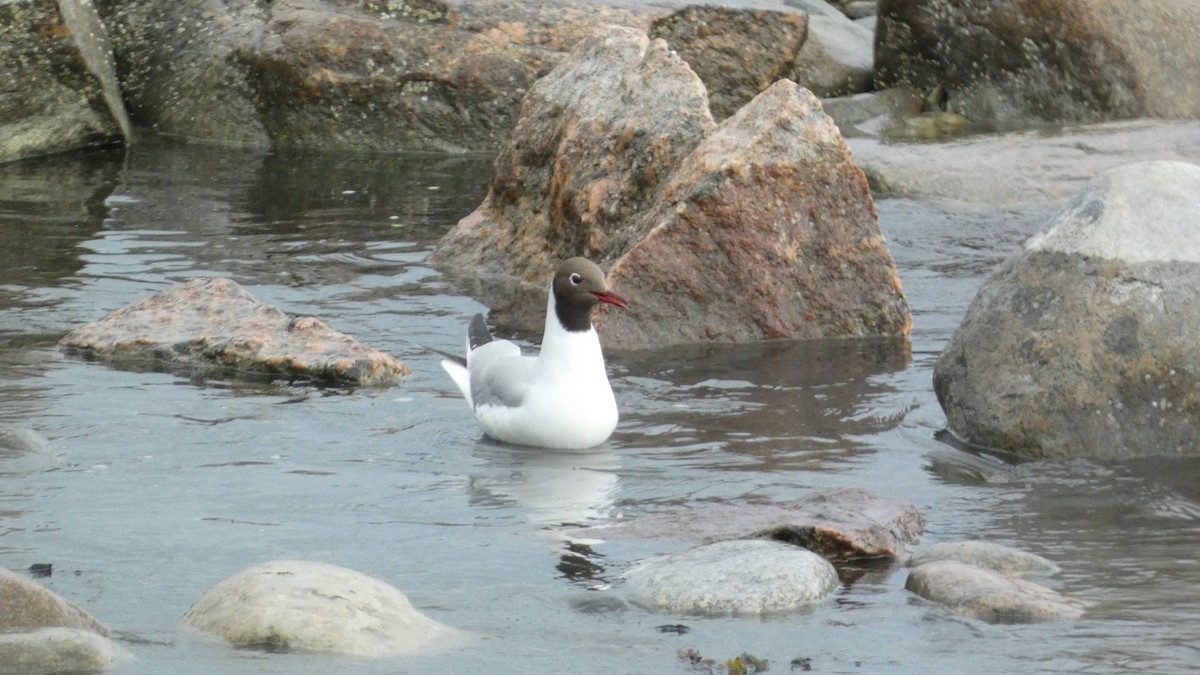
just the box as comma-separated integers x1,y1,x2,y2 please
874,0,1200,128
0,567,109,635
785,13,874,98
599,80,912,349
624,540,839,616
751,487,925,561
184,560,461,656
0,426,53,455
431,26,715,332
0,0,127,162
581,488,924,562
649,6,808,121
59,278,408,386
934,160,1200,459
0,627,129,675
908,541,1060,577
906,560,1084,623
0,567,126,673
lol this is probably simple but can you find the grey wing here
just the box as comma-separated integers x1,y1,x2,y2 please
468,340,531,409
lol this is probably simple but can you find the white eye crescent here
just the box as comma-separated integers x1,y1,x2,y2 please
569,273,583,285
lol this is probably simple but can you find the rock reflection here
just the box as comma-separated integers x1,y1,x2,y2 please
0,148,120,292
614,337,911,467
62,136,492,289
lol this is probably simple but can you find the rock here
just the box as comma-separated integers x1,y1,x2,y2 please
56,0,133,141
0,628,129,675
934,160,1200,459
0,0,127,162
874,0,1200,128
0,567,109,635
907,541,1060,577
106,0,271,146
243,0,649,152
105,0,655,151
434,30,909,350
623,540,839,616
842,1,878,20
0,569,125,673
59,277,409,386
906,560,1084,623
184,560,460,656
432,26,715,332
649,5,808,121
820,88,925,138
751,487,925,561
783,0,844,16
847,119,1200,205
598,80,911,349
0,426,53,455
580,488,924,562
785,13,874,98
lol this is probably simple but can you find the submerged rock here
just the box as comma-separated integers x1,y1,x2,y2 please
874,0,1200,128
906,560,1084,623
59,278,408,386
751,487,924,561
185,560,460,656
582,488,924,562
0,568,125,673
0,627,129,675
907,541,1060,577
934,160,1200,459
0,426,53,455
624,540,839,616
0,567,109,635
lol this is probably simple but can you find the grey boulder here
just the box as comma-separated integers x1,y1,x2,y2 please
934,160,1200,459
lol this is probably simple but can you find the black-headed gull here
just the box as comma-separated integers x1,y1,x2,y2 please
442,257,629,449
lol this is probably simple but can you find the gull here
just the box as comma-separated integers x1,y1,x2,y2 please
442,258,629,449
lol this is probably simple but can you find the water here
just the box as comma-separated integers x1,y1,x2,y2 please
2,136,1199,674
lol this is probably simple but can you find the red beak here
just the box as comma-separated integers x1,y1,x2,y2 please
592,290,630,310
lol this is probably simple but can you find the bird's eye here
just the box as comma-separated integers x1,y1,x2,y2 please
569,273,583,285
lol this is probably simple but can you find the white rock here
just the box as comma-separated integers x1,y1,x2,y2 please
0,426,53,455
184,560,460,657
0,628,129,674
1026,161,1200,264
789,14,875,97
624,540,839,616
906,560,1084,623
908,541,1060,577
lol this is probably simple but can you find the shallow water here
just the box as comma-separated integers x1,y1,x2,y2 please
2,137,1199,674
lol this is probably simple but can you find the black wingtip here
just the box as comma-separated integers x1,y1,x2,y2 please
468,313,493,351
